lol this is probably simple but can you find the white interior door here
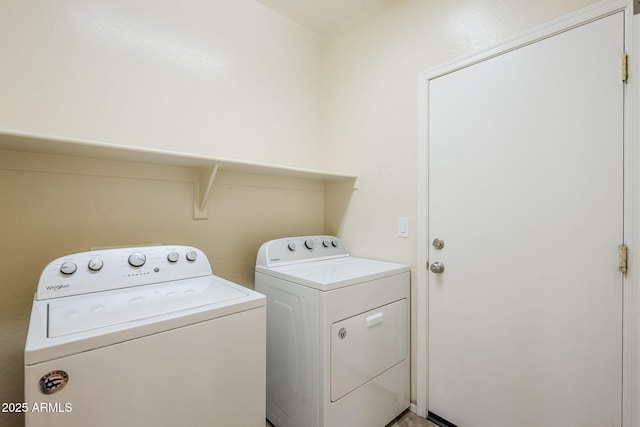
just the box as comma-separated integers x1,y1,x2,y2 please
428,12,624,427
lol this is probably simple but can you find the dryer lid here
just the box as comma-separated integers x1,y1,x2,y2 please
46,276,249,337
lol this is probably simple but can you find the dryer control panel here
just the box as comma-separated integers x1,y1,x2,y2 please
256,235,349,267
37,245,211,300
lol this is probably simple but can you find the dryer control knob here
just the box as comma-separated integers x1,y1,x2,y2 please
322,240,330,248
304,239,314,250
128,253,146,268
60,261,77,275
331,240,339,248
167,251,179,263
287,243,296,252
186,250,197,262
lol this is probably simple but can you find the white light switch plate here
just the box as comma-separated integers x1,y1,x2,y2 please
398,217,409,238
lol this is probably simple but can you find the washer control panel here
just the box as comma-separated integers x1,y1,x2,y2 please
256,235,349,267
37,245,211,300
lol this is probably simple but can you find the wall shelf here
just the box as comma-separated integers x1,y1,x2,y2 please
0,129,358,219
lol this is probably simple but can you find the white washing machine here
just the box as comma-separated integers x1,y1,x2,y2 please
25,245,266,427
255,236,410,427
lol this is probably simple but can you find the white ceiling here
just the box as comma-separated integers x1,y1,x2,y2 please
255,0,388,35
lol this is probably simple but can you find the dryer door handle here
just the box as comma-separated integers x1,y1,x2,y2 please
365,312,384,327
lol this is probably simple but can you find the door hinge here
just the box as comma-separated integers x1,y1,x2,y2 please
619,244,628,273
621,54,629,82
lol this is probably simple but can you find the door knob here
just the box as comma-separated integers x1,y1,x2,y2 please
430,262,445,274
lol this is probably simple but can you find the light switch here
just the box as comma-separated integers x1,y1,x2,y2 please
398,217,409,238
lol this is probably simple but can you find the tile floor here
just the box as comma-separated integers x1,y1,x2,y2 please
265,410,440,427
388,410,440,427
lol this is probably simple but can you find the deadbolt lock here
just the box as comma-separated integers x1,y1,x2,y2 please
430,262,445,274
432,238,445,250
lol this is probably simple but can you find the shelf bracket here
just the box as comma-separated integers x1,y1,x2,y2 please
193,163,219,219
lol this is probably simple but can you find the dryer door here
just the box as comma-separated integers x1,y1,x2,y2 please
330,298,407,402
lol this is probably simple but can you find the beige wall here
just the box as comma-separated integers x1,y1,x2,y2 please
321,0,600,403
0,0,322,169
0,1,607,426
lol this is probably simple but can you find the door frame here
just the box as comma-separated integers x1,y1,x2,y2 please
416,0,638,425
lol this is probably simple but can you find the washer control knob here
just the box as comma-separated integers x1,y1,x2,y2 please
287,242,296,252
322,240,330,248
128,253,146,268
186,250,197,262
167,251,179,263
88,258,104,272
304,239,314,250
60,261,77,275
331,239,339,248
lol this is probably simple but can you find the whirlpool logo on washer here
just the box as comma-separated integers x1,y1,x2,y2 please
39,371,69,395
338,327,347,339
45,284,69,291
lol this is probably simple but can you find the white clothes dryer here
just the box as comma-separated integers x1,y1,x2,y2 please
25,245,265,427
255,236,410,427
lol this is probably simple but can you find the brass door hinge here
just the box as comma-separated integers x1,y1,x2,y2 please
619,244,628,273
621,54,629,82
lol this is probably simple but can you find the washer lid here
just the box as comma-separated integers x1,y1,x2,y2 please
256,257,409,291
47,276,248,337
